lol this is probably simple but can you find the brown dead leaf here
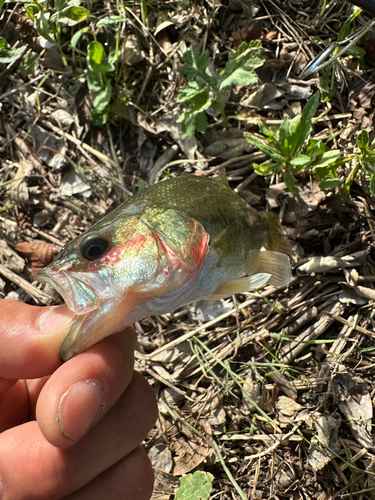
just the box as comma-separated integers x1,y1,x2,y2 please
0,240,25,273
7,159,33,203
332,373,374,451
307,413,341,472
232,20,264,47
151,468,179,500
15,241,59,273
171,435,212,475
348,77,375,130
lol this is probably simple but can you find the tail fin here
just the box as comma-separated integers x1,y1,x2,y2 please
260,212,291,256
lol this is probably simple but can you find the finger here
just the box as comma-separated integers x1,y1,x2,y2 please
0,372,157,500
0,300,76,379
63,447,154,500
36,326,137,448
0,381,28,432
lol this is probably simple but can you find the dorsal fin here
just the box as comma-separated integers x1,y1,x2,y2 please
259,212,291,255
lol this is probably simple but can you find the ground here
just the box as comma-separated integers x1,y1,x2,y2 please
1,0,375,498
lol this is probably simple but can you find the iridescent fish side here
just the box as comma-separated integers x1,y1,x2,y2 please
36,175,292,361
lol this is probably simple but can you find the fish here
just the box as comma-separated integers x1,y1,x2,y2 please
36,174,291,361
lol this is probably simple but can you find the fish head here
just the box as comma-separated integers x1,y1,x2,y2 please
37,209,209,360
36,215,178,316
36,210,210,361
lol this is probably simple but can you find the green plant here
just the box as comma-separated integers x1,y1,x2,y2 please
318,6,366,101
177,41,264,138
0,0,129,124
25,0,90,64
174,471,213,500
343,129,375,199
245,91,348,195
0,37,27,64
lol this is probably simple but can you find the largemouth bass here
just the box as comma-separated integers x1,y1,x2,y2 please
36,175,291,361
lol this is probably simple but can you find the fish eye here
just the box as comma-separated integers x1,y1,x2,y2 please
81,235,109,260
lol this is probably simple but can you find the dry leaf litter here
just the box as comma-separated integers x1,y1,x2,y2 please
1,0,375,498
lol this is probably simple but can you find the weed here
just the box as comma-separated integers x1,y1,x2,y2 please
175,471,213,500
0,0,128,124
343,129,375,198
177,41,264,138
320,7,367,99
245,92,348,195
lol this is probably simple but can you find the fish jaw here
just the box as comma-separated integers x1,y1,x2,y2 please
60,292,138,360
35,266,115,315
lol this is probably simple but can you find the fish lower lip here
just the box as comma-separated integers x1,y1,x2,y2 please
36,269,99,314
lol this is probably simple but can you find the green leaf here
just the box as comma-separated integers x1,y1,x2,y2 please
140,0,147,24
87,64,103,92
0,37,8,50
177,111,197,138
258,120,277,138
318,66,334,102
289,91,320,158
224,40,263,76
245,134,286,163
55,0,67,12
220,66,258,89
175,471,213,500
25,3,39,21
57,6,90,25
311,149,343,167
90,108,108,126
194,111,207,134
277,117,291,158
370,172,375,196
338,5,361,42
93,79,112,112
96,15,125,27
312,152,349,180
88,41,114,73
306,139,327,162
283,170,299,196
319,178,342,189
357,130,369,154
0,0,5,10
179,46,212,81
19,51,40,74
88,41,105,65
290,155,311,166
137,179,149,191
346,45,366,67
177,81,208,103
35,11,56,44
70,26,89,48
0,44,27,64
108,50,118,65
177,108,208,138
189,93,211,114
253,161,281,176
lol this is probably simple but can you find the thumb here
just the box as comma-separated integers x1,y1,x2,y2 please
0,300,75,380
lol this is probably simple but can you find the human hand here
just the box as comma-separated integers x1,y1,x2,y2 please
0,299,157,500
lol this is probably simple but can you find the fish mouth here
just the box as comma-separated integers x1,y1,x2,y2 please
36,267,107,315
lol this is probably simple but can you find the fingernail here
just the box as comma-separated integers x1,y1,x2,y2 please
57,380,105,441
38,305,74,333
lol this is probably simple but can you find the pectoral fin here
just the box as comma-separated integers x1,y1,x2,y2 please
205,272,271,300
249,250,291,288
